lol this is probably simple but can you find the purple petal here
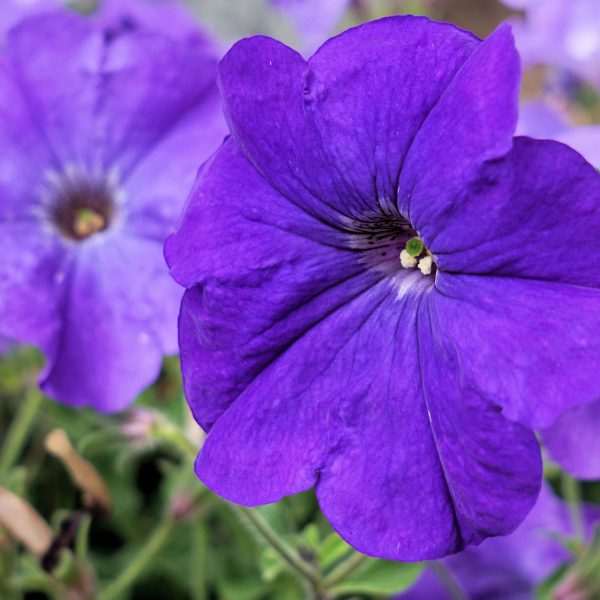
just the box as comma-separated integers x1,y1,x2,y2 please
516,100,568,138
40,234,181,412
0,223,69,349
398,24,520,237
166,139,371,428
0,0,60,39
217,17,479,225
6,11,217,172
543,400,600,479
431,272,600,429
558,126,600,168
124,86,228,241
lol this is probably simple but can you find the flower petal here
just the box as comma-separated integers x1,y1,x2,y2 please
124,86,227,241
0,223,69,347
542,400,600,480
166,139,375,428
218,16,479,223
40,234,181,412
431,272,600,428
398,23,519,239
195,283,540,560
6,11,217,173
430,138,600,288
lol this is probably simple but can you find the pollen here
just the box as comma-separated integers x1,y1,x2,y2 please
418,255,433,276
73,208,107,239
400,249,418,269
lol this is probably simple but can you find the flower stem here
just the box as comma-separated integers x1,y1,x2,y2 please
0,387,43,481
562,472,585,547
323,551,367,588
232,505,322,588
97,518,176,600
429,561,468,600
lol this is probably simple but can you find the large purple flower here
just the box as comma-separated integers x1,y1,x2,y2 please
398,483,600,600
166,17,600,560
0,6,227,411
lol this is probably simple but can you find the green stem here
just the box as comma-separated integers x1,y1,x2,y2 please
232,505,321,588
323,551,367,588
429,561,468,600
98,518,176,600
562,473,585,547
191,519,208,600
0,387,43,480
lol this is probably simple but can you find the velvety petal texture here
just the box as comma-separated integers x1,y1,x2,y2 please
0,6,227,411
168,17,600,560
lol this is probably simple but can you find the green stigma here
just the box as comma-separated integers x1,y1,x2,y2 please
405,237,424,258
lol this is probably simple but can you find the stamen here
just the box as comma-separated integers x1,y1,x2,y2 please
418,255,433,275
72,208,106,239
400,249,418,269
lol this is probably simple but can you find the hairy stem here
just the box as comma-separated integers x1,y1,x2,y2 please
98,518,176,600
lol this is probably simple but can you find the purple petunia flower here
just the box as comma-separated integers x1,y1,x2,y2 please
397,483,600,600
501,0,600,90
0,5,227,411
269,0,351,53
166,17,600,560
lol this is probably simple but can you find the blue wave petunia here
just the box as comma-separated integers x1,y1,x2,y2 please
166,17,600,560
0,4,228,411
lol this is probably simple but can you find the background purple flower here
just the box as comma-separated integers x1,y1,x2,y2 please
518,100,600,178
167,16,600,560
0,0,61,39
397,484,600,600
269,0,351,53
0,6,227,411
502,0,600,90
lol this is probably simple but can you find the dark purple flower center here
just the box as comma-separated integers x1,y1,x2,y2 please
49,173,117,241
347,211,436,278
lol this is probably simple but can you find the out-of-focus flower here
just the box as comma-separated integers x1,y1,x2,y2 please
94,0,208,39
167,16,600,560
518,100,600,167
397,484,600,600
269,0,351,53
0,5,227,411
0,0,61,39
543,401,600,480
502,0,600,90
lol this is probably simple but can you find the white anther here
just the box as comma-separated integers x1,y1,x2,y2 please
400,249,417,269
418,255,433,276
